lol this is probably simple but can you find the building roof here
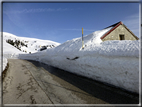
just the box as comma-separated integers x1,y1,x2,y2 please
103,21,121,29
100,21,139,40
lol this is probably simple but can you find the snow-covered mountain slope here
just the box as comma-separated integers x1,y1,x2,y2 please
19,27,139,93
3,40,24,54
3,32,60,54
1,32,60,75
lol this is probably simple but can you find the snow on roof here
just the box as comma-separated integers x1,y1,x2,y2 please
103,21,121,29
48,25,139,59
52,27,113,55
80,21,124,44
101,21,123,40
100,21,139,40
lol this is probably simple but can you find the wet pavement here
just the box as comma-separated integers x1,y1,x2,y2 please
28,60,139,104
3,59,139,105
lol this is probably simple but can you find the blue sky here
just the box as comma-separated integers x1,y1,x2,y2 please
3,2,139,43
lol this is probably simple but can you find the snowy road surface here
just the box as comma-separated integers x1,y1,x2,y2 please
3,59,138,104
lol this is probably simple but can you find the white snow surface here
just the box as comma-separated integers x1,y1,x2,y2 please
1,32,60,75
0,57,8,76
2,57,8,71
3,32,60,54
2,29,140,93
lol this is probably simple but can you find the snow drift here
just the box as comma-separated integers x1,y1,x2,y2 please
0,56,8,76
18,28,139,93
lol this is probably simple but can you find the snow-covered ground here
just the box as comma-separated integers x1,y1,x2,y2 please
1,32,60,75
0,55,8,75
1,29,140,93
3,32,60,54
2,57,8,71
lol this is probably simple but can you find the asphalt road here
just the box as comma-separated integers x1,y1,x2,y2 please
0,78,1,106
2,59,139,105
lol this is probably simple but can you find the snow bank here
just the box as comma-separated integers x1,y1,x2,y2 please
3,57,8,71
1,39,19,76
40,42,139,93
19,28,139,93
0,57,8,76
2,30,139,93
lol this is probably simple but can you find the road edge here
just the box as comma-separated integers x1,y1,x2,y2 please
2,62,9,80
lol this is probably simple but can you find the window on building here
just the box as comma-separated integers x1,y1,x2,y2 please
119,34,125,40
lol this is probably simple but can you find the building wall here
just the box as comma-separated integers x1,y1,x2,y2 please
102,25,138,41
